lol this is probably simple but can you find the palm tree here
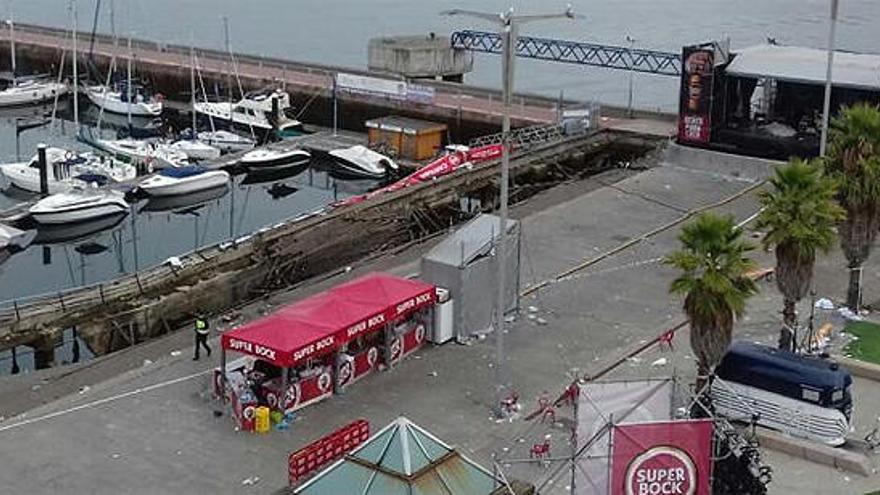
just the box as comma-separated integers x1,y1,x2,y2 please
756,159,844,351
665,213,758,408
823,103,880,310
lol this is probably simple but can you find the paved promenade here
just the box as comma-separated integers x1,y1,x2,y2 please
0,145,877,494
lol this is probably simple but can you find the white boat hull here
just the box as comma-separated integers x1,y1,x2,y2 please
94,139,188,169
197,131,255,153
86,86,162,116
711,378,849,446
1,164,75,194
241,149,311,169
30,191,130,225
32,203,127,224
168,140,221,161
138,170,230,197
0,81,68,108
0,149,136,194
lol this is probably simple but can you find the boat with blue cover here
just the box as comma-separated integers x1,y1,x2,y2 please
138,165,230,197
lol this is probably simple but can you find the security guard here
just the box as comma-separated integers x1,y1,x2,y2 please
193,313,211,361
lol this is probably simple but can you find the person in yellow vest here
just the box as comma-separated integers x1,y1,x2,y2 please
193,313,211,361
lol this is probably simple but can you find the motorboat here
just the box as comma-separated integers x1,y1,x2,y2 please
328,145,397,179
0,78,68,108
90,137,189,170
33,213,127,245
240,148,310,169
0,223,36,252
140,184,229,213
192,130,255,154
168,139,221,161
0,148,136,194
138,165,230,197
86,82,163,117
194,88,302,133
29,188,129,224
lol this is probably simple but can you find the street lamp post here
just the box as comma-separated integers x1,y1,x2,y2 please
442,5,576,417
626,35,635,118
819,0,840,157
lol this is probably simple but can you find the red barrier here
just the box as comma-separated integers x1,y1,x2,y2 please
288,419,370,485
334,143,504,207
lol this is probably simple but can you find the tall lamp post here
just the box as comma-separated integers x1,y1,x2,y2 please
625,35,635,117
442,5,576,417
819,0,840,157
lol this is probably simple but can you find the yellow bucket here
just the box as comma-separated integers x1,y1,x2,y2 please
255,406,271,434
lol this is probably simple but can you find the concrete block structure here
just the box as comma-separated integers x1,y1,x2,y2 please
368,33,473,82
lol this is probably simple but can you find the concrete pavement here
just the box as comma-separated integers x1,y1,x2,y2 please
1,144,880,494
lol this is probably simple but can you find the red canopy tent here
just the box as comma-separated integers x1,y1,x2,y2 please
221,273,436,368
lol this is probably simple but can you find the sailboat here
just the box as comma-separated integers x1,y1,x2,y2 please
86,34,162,117
0,13,68,107
187,37,254,154
167,43,221,161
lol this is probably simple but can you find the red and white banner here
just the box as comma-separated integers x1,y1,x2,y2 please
611,420,713,495
335,143,504,207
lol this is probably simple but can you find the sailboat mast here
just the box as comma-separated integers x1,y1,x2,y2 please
109,0,116,51
8,6,16,86
190,38,196,135
126,34,132,126
71,0,79,128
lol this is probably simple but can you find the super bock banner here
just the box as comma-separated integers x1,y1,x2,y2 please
610,420,713,495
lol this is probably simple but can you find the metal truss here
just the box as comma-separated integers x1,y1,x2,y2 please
451,30,681,77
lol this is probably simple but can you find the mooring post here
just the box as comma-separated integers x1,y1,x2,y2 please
37,143,49,197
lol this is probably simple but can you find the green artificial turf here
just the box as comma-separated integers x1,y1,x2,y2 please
844,321,880,365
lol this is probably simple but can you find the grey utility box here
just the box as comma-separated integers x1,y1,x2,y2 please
420,214,521,343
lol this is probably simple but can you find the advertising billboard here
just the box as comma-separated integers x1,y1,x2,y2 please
677,46,715,144
610,420,713,495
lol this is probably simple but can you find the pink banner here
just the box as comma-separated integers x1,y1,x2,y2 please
334,143,504,207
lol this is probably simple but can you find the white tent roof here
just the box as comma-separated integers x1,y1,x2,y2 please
726,44,880,91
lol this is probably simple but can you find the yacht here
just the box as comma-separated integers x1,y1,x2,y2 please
30,188,129,224
328,145,397,179
194,88,302,133
138,166,230,197
0,148,136,194
240,148,310,169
